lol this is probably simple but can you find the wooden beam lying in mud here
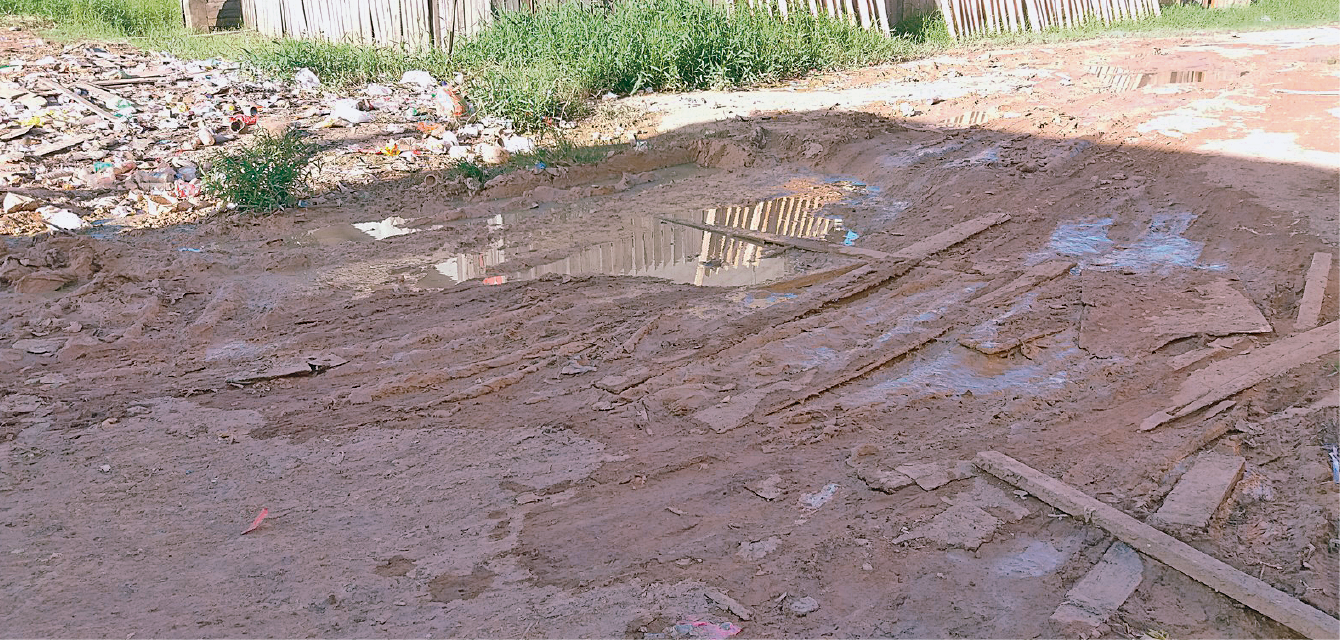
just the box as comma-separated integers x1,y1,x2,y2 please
761,323,951,416
1140,321,1339,431
887,211,1011,261
654,216,892,261
1296,252,1332,331
973,260,1075,307
974,451,1340,640
626,212,1012,395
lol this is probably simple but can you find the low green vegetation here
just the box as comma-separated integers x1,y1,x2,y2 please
1,0,1334,145
0,0,180,39
203,130,320,213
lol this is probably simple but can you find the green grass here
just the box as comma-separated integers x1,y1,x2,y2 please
902,0,1338,46
234,0,915,130
448,0,914,129
203,130,320,213
0,0,179,39
2,0,1335,144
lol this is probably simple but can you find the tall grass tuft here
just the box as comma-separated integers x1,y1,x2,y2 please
451,0,914,129
203,130,320,213
0,0,180,38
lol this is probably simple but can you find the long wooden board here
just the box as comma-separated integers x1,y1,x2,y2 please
1296,252,1332,331
975,451,1340,640
1141,321,1339,431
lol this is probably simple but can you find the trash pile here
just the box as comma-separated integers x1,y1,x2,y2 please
0,41,543,236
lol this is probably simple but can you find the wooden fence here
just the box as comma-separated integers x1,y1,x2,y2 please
233,0,935,48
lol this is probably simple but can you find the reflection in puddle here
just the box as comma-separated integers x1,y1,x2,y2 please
1028,211,1221,272
1087,66,1246,92
427,193,847,287
353,216,419,240
309,216,436,244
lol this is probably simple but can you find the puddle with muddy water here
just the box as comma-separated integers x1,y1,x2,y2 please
1087,66,1247,92
420,190,855,288
1027,211,1223,272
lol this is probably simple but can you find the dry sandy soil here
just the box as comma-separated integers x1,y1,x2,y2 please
2,26,1339,639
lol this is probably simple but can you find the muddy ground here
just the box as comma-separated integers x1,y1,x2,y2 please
2,26,1339,639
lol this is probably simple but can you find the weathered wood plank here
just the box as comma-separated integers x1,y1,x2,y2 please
1296,252,1332,331
975,451,1340,640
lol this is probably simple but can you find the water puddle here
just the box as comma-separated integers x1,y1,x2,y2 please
421,192,852,288
1087,66,1246,92
1027,211,1222,272
308,216,440,244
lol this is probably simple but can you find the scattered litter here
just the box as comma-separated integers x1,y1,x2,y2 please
294,68,320,88
241,507,269,535
799,483,839,509
98,464,111,473
670,619,740,639
330,98,373,124
399,70,437,88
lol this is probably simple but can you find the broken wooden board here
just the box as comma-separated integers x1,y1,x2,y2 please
896,460,977,490
973,260,1075,307
227,354,349,384
760,323,950,416
1147,453,1244,530
629,213,1012,396
1080,275,1272,358
655,215,890,261
1051,541,1143,631
1168,336,1247,371
889,211,1012,261
1296,252,1332,331
891,503,1001,550
975,451,1340,640
1141,322,1339,431
41,79,116,121
29,135,93,158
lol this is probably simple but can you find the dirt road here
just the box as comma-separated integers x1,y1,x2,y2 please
2,27,1338,638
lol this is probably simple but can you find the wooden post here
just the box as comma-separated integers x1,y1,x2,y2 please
975,452,1340,640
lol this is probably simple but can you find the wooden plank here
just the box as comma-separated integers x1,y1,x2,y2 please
873,0,890,33
1296,252,1332,331
1141,321,1340,431
40,79,115,122
975,451,1340,640
890,211,1010,261
855,0,872,28
241,0,255,30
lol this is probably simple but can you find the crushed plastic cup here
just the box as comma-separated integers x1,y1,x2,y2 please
331,99,373,124
294,68,321,88
399,70,437,88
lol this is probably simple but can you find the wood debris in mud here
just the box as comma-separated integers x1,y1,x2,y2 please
626,213,1012,398
1140,322,1339,431
226,354,348,385
974,451,1340,640
1296,252,1332,331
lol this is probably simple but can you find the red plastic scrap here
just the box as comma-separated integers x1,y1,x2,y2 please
241,508,269,535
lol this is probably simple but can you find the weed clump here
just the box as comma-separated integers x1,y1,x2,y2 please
203,130,319,213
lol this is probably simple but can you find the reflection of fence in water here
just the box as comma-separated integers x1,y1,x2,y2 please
512,194,839,285
1086,66,1245,92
